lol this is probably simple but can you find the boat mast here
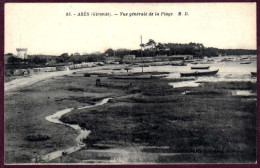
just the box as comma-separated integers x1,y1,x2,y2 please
20,34,21,48
141,35,143,74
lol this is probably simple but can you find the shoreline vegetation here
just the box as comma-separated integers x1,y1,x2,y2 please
59,77,256,163
4,59,257,163
5,41,256,82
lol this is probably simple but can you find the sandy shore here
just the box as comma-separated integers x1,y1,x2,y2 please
4,64,127,163
5,64,127,93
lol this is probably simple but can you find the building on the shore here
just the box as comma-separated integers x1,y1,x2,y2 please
73,52,81,56
104,57,121,64
134,55,193,63
16,48,28,59
122,55,136,63
170,55,193,60
56,66,70,71
135,57,154,63
104,57,116,63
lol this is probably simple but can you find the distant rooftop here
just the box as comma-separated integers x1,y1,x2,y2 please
16,48,28,51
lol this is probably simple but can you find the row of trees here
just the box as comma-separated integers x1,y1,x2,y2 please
104,41,206,58
54,52,105,63
7,39,257,65
7,55,49,65
7,53,106,65
218,49,257,55
104,40,256,58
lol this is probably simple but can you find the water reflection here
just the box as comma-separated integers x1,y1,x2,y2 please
231,90,257,96
130,56,256,87
39,98,111,162
169,81,201,88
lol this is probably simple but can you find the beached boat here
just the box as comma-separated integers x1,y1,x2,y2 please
190,62,198,65
151,62,171,66
240,61,251,64
180,69,219,77
172,62,187,66
84,73,108,77
191,66,210,70
251,72,257,76
221,58,233,62
62,151,68,155
200,62,213,64
111,74,152,79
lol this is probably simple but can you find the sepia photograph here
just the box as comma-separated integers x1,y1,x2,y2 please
4,2,257,164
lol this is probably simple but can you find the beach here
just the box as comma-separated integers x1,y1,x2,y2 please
4,58,257,164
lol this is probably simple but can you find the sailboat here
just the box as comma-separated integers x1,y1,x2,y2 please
111,35,152,79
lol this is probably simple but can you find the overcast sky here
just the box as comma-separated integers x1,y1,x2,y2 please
5,3,256,55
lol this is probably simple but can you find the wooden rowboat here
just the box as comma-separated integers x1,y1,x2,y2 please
140,65,150,67
111,74,152,79
240,62,251,64
251,72,257,76
191,66,210,70
180,69,219,77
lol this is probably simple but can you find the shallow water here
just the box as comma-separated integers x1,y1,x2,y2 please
38,98,111,162
231,90,257,96
130,55,256,87
38,56,256,163
169,81,201,88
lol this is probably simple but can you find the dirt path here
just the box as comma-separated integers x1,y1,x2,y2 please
4,64,125,92
5,70,72,92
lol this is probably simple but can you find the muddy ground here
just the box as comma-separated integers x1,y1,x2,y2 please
4,66,257,163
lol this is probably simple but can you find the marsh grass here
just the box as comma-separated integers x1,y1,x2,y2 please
60,77,257,162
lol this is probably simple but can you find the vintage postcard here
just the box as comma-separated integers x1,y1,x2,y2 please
4,2,257,165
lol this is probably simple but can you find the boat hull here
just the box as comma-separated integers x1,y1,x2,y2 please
190,62,198,65
240,62,251,64
111,74,152,79
191,66,210,69
251,72,257,76
172,63,187,66
180,69,219,77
